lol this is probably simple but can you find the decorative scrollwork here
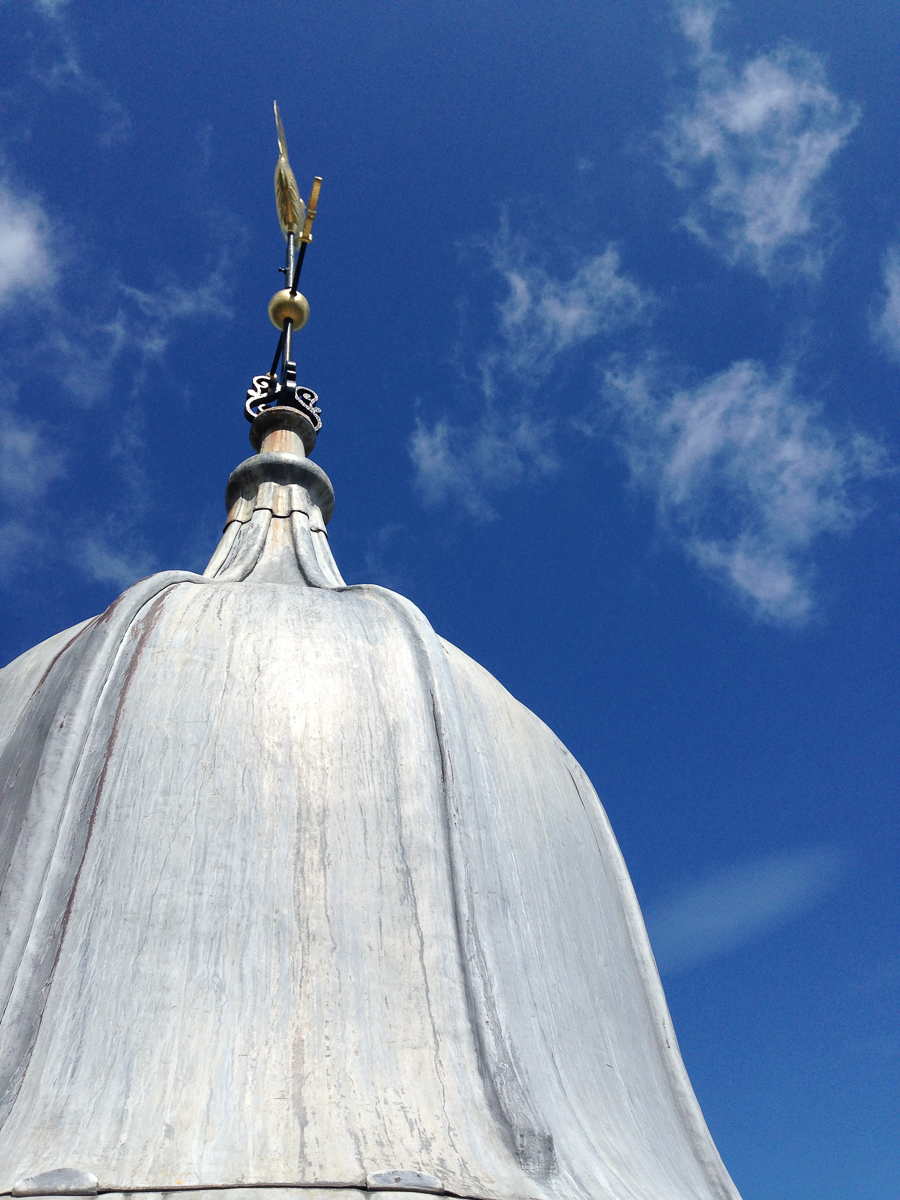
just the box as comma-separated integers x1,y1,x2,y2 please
293,386,323,431
244,373,322,431
245,374,278,419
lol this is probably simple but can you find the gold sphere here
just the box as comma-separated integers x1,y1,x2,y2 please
268,289,310,330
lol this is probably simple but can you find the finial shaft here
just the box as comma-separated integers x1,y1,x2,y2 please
283,231,296,379
245,109,323,436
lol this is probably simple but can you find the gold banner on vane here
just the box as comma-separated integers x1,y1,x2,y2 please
274,101,305,240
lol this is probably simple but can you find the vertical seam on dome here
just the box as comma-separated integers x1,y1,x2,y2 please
0,575,212,1141
355,587,555,1192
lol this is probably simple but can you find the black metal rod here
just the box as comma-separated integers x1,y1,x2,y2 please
285,231,295,283
290,239,308,294
281,319,293,384
269,326,286,378
266,225,310,394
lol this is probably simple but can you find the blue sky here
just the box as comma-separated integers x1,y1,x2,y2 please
0,1,898,1196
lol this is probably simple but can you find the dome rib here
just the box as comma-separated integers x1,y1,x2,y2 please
0,572,211,1128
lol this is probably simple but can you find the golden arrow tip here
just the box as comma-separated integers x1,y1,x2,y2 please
274,100,289,162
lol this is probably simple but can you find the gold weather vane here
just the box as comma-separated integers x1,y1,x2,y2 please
274,101,305,240
244,104,324,435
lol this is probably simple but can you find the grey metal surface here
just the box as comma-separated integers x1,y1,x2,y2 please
366,1172,444,1193
0,439,742,1200
11,1170,97,1196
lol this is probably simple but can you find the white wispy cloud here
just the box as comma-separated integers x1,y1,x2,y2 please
411,215,889,621
0,414,62,502
410,232,652,517
40,269,232,585
50,269,233,406
0,182,55,307
872,243,900,365
0,168,229,411
0,186,66,573
411,411,555,520
664,1,859,278
0,395,65,576
484,239,650,386
76,534,154,590
0,6,235,589
31,0,69,15
361,522,414,594
26,0,130,145
644,845,845,974
604,358,886,624
0,169,231,580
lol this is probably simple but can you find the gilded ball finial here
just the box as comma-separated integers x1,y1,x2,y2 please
268,288,310,330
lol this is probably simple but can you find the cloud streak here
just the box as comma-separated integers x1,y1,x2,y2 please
0,183,65,554
410,231,652,518
25,0,131,145
0,396,65,578
0,168,232,582
872,243,900,365
0,0,236,589
664,1,859,279
644,845,846,974
410,207,890,623
50,268,233,406
411,411,556,519
76,534,154,590
0,183,55,308
484,239,651,386
604,357,886,623
31,0,68,15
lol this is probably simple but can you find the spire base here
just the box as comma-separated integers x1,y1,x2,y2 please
249,402,318,457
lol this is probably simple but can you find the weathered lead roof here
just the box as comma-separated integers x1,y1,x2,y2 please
0,422,742,1200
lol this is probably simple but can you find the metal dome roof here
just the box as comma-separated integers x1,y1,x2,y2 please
0,406,741,1200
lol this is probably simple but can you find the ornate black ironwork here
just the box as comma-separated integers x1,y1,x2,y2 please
245,373,321,431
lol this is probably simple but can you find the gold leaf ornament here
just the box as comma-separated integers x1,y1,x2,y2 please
273,101,306,239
